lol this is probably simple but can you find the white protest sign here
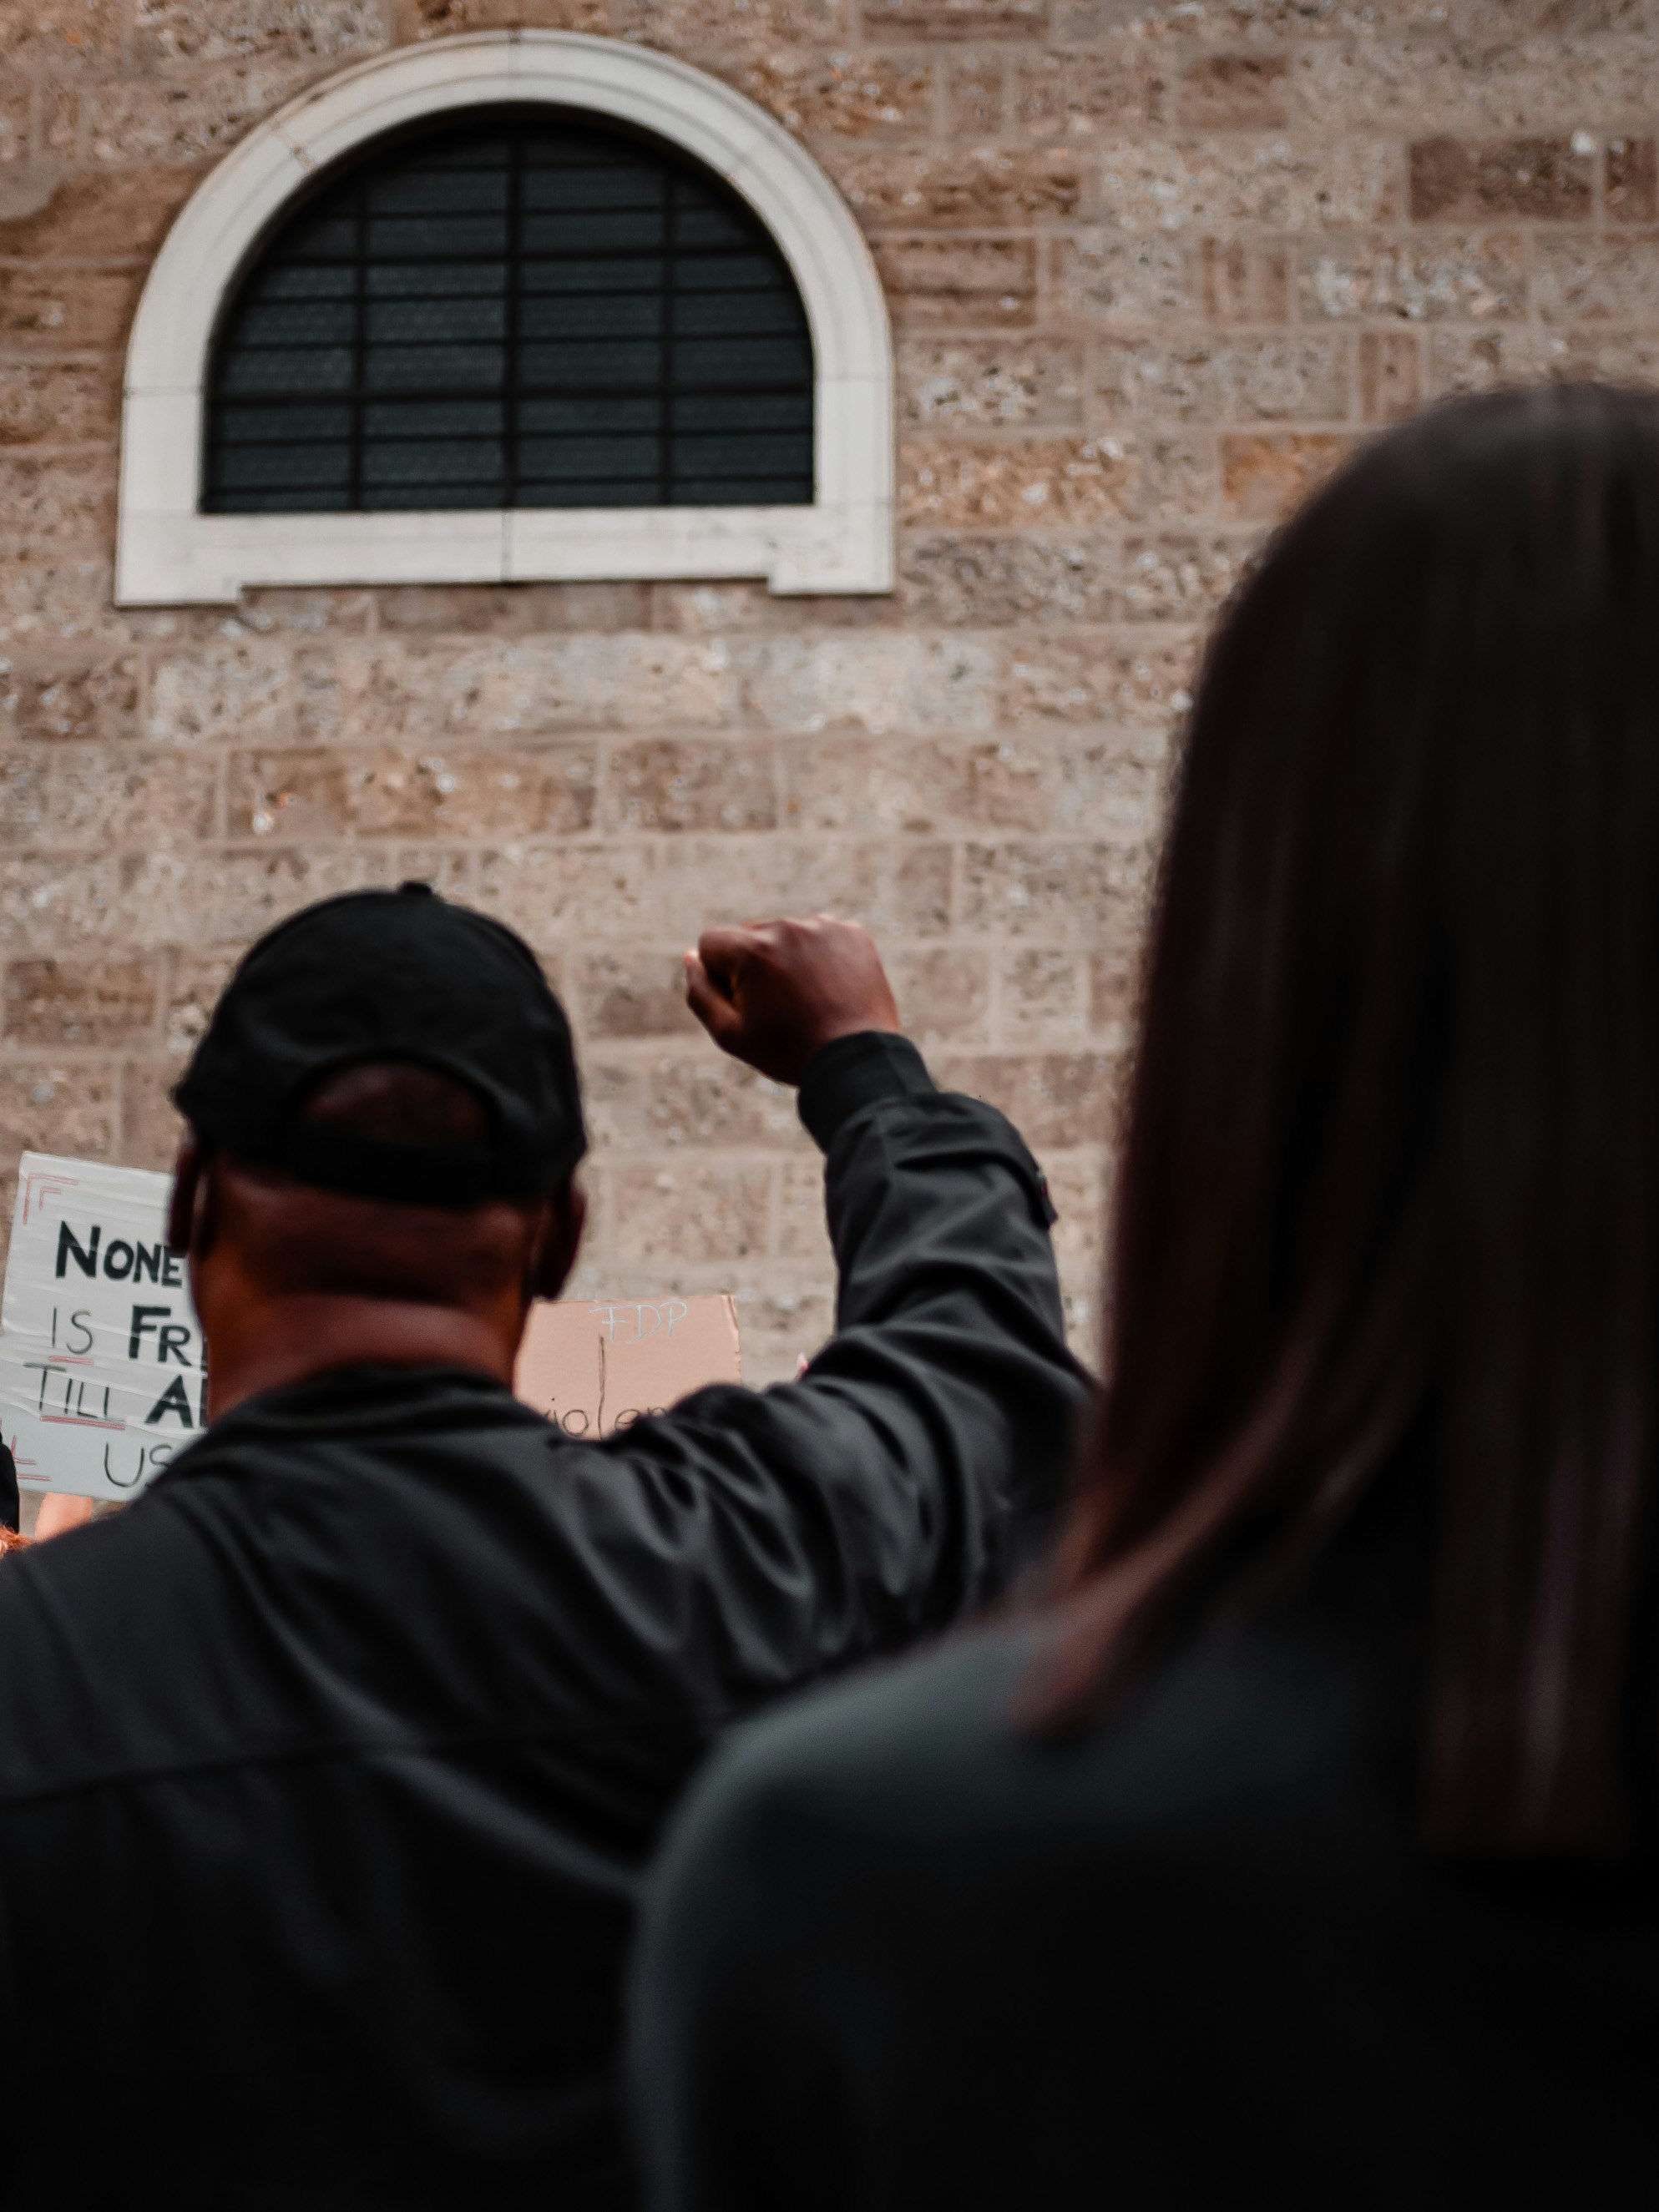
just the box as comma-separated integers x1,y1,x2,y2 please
0,1152,204,1502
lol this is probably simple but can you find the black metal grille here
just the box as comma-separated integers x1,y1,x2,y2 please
204,108,816,513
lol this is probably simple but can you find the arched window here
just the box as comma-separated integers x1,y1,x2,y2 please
117,33,892,603
205,109,815,516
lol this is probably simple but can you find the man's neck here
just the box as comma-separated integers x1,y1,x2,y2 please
202,1294,518,1422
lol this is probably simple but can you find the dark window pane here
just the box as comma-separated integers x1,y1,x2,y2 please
518,339,662,388
366,297,508,346
211,442,354,492
362,440,504,487
519,395,660,434
518,435,661,482
216,346,355,396
672,334,812,386
364,344,504,391
674,290,807,337
363,399,504,437
518,294,663,341
674,390,812,432
205,106,815,515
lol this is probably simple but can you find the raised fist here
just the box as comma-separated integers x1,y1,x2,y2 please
684,915,902,1087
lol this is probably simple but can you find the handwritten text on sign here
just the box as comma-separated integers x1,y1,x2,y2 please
513,1294,741,1437
0,1153,205,1501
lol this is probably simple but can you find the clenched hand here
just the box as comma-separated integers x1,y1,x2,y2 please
684,915,903,1087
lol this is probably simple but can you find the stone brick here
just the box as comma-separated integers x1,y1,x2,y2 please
1004,638,1196,732
1179,53,1290,128
1115,533,1252,620
899,337,1084,427
1359,331,1423,422
149,639,291,746
738,634,1001,736
960,837,1152,940
0,558,123,649
1011,50,1169,135
645,1056,802,1149
943,55,1005,139
613,1159,773,1265
0,91,31,169
230,745,598,841
647,837,953,940
574,1058,649,1152
1534,329,1659,384
834,148,1084,230
862,0,1049,35
1097,136,1401,232
733,1288,836,1389
134,0,388,63
1607,135,1656,223
1298,232,1527,321
609,0,847,45
1042,1144,1107,1296
1221,432,1353,520
1534,234,1659,322
205,848,397,947
645,582,896,635
780,735,1054,834
7,656,140,745
874,237,1037,328
4,957,158,1047
1424,326,1542,396
0,456,114,553
1055,730,1172,840
731,50,937,140
932,1048,1120,1149
1409,135,1591,221
392,0,609,32
887,946,992,1043
304,636,740,745
1,0,129,68
1053,231,1196,327
0,856,125,952
898,534,1120,625
1090,938,1141,1028
0,1065,114,1171
1287,33,1659,134
899,436,1146,528
0,756,49,846
606,740,777,833
82,63,337,167
374,581,653,634
116,1058,186,1173
0,270,139,354
164,951,238,1058
1201,238,1292,326
42,748,217,848
1052,0,1389,35
0,168,198,259
0,362,120,450
1094,335,1351,422
999,947,1088,1040
777,1156,833,1263
575,949,700,1040
473,843,652,947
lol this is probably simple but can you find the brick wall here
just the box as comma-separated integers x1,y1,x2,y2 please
2,0,1656,1381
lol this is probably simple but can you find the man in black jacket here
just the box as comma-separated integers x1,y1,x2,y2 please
0,887,1084,2210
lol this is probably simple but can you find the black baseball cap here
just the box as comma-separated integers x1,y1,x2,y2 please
174,883,586,1206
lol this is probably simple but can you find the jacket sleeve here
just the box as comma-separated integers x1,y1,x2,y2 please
557,1033,1090,1725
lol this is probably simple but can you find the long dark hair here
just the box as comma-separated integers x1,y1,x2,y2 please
1042,386,1659,1855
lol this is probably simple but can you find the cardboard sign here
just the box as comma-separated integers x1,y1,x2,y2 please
0,1153,204,1502
514,1295,741,1437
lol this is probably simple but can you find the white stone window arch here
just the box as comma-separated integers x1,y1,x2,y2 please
115,31,893,605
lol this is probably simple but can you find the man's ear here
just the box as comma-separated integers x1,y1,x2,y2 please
529,1179,586,1303
166,1137,214,1257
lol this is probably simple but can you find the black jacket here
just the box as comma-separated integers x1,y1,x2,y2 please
0,1036,1085,2210
633,1471,1659,2212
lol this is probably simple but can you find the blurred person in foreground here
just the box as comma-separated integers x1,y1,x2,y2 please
0,887,1084,2210
633,386,1659,2212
